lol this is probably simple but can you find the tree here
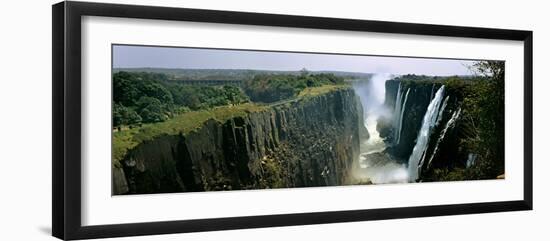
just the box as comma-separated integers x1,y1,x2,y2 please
462,60,505,178
113,103,126,127
136,96,166,123
113,72,140,107
223,85,249,105
138,80,173,104
470,61,505,80
113,103,142,127
170,85,202,109
126,109,142,126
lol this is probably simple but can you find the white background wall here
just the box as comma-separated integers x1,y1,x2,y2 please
0,0,547,240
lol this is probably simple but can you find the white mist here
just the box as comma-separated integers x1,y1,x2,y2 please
352,73,408,184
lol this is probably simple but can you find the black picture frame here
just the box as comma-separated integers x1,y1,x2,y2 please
52,1,533,240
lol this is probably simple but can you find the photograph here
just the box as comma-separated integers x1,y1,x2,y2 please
111,45,505,195
0,0,541,240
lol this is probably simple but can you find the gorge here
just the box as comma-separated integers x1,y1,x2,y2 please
352,74,475,184
113,86,365,194
112,73,499,195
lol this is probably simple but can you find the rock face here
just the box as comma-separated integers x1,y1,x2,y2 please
113,88,364,195
382,80,442,161
381,79,469,179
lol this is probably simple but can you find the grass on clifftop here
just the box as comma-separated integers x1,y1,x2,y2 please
112,85,348,166
298,84,346,98
113,103,267,165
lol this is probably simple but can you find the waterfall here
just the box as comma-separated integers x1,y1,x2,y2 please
429,83,435,100
466,153,478,168
396,88,410,145
426,107,461,169
353,74,409,184
436,96,449,125
392,82,410,146
352,73,392,161
354,73,392,122
392,83,403,143
407,85,446,182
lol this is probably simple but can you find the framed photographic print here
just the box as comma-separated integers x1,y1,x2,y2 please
52,1,533,240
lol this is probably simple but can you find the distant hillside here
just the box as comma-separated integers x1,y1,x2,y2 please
113,68,373,81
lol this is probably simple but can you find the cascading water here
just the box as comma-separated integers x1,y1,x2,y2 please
466,153,478,168
352,74,408,184
426,107,461,169
396,88,410,145
392,83,403,137
354,73,391,155
391,83,410,146
407,85,446,182
352,78,464,184
436,96,449,125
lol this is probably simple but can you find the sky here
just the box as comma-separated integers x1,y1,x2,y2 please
113,45,478,76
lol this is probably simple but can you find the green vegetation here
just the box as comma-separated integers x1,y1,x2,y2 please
426,63,505,180
112,84,345,164
393,62,504,181
168,84,249,111
243,70,344,103
298,84,345,98
397,62,505,181
114,67,373,81
257,155,287,189
113,71,249,128
396,74,479,88
113,68,350,165
113,103,268,164
453,61,505,179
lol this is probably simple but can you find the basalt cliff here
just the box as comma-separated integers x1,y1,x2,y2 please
112,88,365,195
